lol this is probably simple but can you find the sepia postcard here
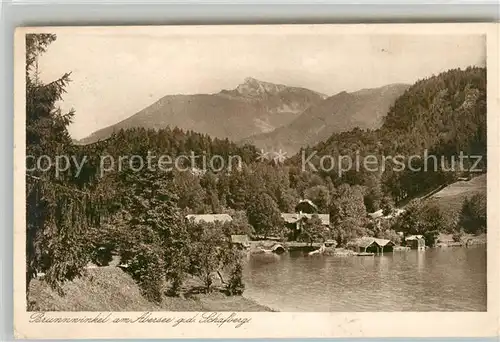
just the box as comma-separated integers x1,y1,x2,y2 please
13,24,500,339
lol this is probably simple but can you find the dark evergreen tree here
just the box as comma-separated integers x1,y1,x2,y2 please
26,34,104,295
458,193,487,234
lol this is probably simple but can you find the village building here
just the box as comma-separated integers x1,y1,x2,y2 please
185,214,233,224
281,213,330,240
436,233,465,247
367,208,405,220
405,235,426,250
324,239,337,248
347,237,395,254
281,199,330,241
295,199,319,214
231,234,250,249
367,210,384,220
437,233,455,245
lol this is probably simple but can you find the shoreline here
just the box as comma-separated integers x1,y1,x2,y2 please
241,292,280,312
28,267,274,312
247,236,487,257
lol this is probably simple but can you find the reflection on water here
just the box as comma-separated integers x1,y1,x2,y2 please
417,249,425,272
243,246,486,311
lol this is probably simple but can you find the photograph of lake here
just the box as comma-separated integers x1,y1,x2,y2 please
244,246,486,311
19,25,489,316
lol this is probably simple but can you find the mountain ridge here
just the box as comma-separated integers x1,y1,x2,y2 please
78,77,326,145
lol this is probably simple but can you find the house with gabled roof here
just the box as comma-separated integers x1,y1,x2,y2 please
185,214,233,224
281,199,330,241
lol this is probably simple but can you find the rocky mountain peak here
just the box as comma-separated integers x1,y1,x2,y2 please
236,77,287,97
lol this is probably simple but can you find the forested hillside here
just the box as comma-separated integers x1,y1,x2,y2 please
79,77,325,144
245,83,409,154
292,67,486,203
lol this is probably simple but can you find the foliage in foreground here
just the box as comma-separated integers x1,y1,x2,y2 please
187,221,236,293
391,200,445,247
26,33,108,293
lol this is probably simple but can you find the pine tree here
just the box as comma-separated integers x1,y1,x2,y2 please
26,34,102,295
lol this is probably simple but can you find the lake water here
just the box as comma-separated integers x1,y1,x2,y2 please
243,246,486,311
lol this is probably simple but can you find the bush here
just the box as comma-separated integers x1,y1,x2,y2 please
453,229,465,242
92,246,113,266
121,245,165,303
187,221,232,293
391,200,444,247
226,260,245,296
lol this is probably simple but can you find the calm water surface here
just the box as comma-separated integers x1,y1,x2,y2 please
243,246,486,311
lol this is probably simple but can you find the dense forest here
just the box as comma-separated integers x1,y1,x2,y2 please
26,34,487,304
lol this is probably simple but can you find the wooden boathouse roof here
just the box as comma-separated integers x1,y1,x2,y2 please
348,237,395,248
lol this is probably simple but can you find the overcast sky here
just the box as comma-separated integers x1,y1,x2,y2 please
37,31,485,140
